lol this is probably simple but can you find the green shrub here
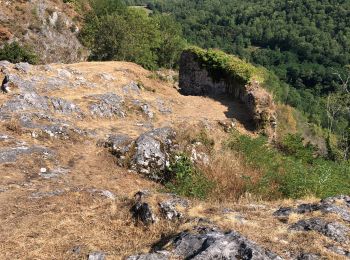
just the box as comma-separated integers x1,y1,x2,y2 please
0,42,38,64
187,46,265,85
165,154,214,199
279,133,316,163
228,131,350,199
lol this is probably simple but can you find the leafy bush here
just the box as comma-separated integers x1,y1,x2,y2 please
165,154,214,199
79,0,186,69
187,46,264,85
279,133,316,163
228,131,350,199
0,42,38,64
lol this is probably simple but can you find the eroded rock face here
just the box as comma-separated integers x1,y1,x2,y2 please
1,0,87,63
179,50,276,135
128,226,283,260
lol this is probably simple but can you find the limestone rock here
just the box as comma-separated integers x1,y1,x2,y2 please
123,82,141,95
49,97,82,116
179,50,276,134
131,192,157,225
327,246,350,257
127,251,170,260
1,93,49,113
88,251,106,260
159,200,183,221
103,128,176,179
0,145,53,163
103,134,133,166
290,218,349,242
274,196,350,223
14,62,31,73
87,93,125,118
127,226,282,259
131,127,176,180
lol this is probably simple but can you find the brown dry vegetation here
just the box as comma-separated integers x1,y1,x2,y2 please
0,61,347,259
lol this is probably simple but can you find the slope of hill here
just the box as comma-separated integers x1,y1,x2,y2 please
0,60,349,259
0,0,88,63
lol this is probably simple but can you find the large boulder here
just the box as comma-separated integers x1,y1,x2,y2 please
128,226,282,259
104,128,176,180
131,128,176,179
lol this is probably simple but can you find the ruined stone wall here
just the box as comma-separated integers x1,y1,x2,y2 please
179,51,277,136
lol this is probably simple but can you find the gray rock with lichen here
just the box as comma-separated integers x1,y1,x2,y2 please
88,252,106,260
290,218,349,242
128,226,282,259
1,92,49,113
87,93,125,118
14,62,31,73
131,127,176,179
274,196,350,223
49,97,82,115
0,145,53,163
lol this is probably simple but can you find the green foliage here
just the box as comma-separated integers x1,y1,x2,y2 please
0,42,38,64
228,132,350,199
79,0,186,69
279,133,316,163
149,0,349,93
148,0,350,139
155,15,187,69
165,154,214,199
188,46,263,85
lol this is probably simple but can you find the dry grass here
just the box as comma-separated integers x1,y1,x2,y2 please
202,150,262,202
0,61,347,259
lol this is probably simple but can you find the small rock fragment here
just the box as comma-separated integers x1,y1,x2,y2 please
297,253,320,260
88,251,106,260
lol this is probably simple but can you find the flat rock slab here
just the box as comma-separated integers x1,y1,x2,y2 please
0,145,53,164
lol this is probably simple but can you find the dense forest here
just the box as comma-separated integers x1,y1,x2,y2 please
146,0,350,91
138,0,350,160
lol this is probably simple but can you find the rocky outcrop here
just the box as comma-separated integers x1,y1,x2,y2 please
128,226,282,259
274,195,350,223
179,50,276,135
0,0,87,63
103,128,177,180
290,218,349,242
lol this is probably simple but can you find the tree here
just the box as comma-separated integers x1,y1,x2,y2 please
154,15,187,68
